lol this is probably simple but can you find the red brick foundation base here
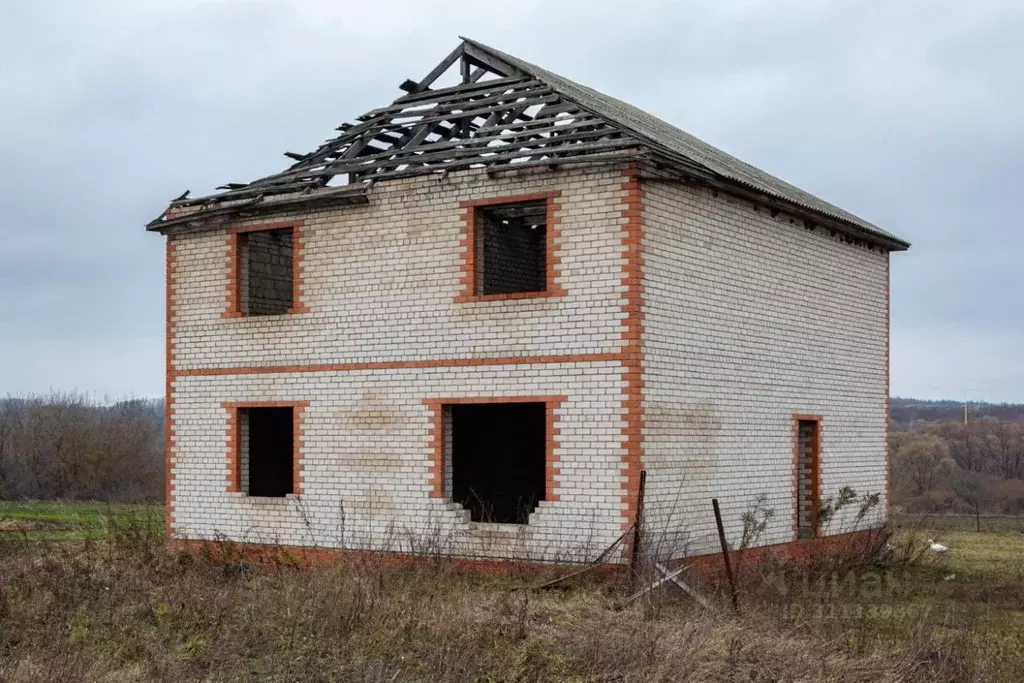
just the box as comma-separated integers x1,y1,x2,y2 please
170,539,568,575
170,528,887,576
679,528,890,579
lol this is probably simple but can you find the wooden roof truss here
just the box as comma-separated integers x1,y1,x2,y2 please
168,42,643,214
150,38,907,250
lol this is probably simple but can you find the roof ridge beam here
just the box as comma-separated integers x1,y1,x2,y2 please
392,74,531,106
462,43,524,79
408,43,464,94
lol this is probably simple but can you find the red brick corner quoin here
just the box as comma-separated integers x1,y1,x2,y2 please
455,191,566,302
422,396,566,504
885,253,892,519
223,220,308,318
223,401,309,495
165,236,178,538
620,167,646,543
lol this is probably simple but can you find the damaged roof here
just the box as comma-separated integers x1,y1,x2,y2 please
148,37,909,250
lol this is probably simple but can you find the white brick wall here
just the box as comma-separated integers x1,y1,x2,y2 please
171,168,629,371
640,180,889,559
171,364,628,561
166,163,891,564
169,166,634,561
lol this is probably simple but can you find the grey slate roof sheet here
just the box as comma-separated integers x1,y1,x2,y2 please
465,38,909,249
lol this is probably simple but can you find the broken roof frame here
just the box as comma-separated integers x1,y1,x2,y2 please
148,37,909,251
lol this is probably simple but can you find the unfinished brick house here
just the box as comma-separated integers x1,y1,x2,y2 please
148,38,909,563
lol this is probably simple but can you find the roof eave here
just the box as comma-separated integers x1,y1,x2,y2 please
642,155,909,251
146,184,371,235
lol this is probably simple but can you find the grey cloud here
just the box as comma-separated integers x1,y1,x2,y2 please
1,0,1021,400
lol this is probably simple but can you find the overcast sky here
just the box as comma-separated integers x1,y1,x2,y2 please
1,0,1021,402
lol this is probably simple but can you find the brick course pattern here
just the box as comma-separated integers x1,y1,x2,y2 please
168,167,633,562
223,401,309,495
639,180,889,559
792,414,823,539
455,192,566,302
421,396,565,504
223,221,308,318
165,237,178,537
165,164,891,563
619,168,646,543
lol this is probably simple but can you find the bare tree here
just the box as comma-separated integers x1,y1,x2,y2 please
952,470,989,532
936,422,990,473
0,398,22,497
981,419,1024,479
0,392,163,501
892,432,952,496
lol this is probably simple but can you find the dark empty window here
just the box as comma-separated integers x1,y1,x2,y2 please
475,201,547,295
796,419,821,539
240,407,294,497
449,402,546,524
240,228,293,315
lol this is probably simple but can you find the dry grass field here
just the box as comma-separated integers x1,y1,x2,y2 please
0,503,1021,682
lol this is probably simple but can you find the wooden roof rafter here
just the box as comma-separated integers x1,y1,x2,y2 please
148,37,908,250
157,40,643,224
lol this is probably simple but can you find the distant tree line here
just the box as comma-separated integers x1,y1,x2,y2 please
891,397,1024,427
892,414,1024,519
0,393,163,501
1,391,1022,512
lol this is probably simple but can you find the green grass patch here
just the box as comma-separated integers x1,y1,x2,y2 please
892,511,1024,534
0,499,164,541
874,528,1024,663
0,509,1022,680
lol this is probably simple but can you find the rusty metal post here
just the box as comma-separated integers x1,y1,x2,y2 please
630,469,647,572
712,498,739,612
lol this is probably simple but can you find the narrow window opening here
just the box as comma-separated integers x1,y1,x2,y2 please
475,201,547,295
240,228,293,315
240,407,294,497
449,402,546,524
796,419,821,539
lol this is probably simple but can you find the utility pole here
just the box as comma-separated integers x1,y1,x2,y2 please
964,403,968,425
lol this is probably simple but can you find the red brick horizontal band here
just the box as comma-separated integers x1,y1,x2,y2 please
223,401,313,408
170,538,624,574
453,290,563,303
173,352,624,378
424,395,568,405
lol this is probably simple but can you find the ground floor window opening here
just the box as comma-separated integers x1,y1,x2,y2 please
240,406,294,498
447,402,546,524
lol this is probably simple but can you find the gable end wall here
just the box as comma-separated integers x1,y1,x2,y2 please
639,180,890,559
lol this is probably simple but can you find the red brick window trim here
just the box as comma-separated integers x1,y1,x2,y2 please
792,414,823,540
455,192,566,303
422,396,565,508
223,220,308,318
224,401,308,496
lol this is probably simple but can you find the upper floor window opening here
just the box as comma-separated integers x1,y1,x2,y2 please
475,200,548,296
240,227,294,316
224,222,306,318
